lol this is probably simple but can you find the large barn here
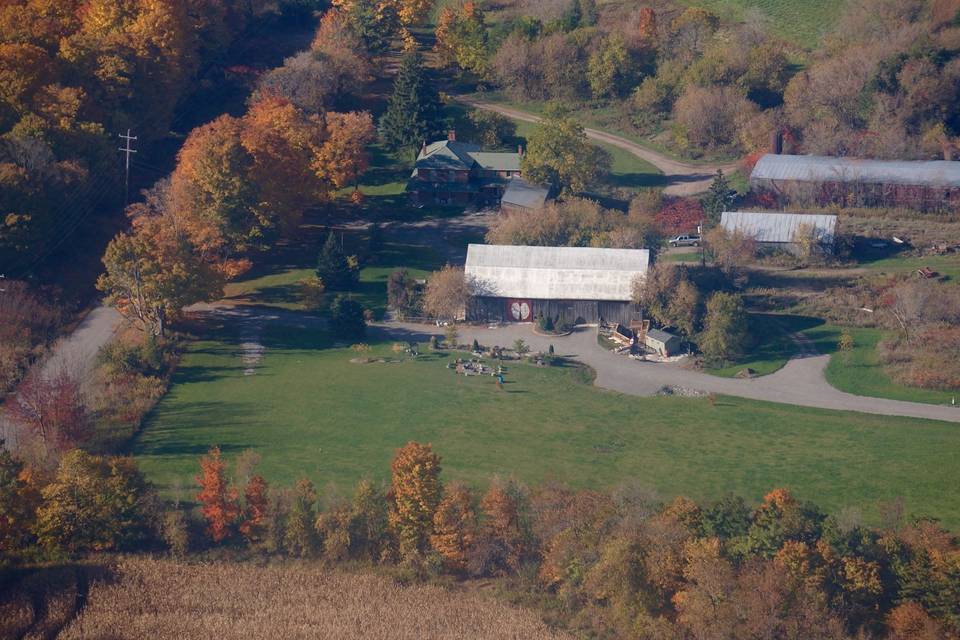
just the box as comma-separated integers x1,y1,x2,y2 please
720,211,837,255
464,244,649,325
749,153,960,212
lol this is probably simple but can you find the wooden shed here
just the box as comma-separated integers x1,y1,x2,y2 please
464,244,649,326
644,328,681,357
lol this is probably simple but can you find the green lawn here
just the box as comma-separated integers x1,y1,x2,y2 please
133,325,960,527
859,253,960,281
825,327,958,405
706,314,829,378
678,0,846,47
222,240,442,316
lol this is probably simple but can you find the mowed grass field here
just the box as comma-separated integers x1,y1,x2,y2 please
133,324,960,527
677,0,846,47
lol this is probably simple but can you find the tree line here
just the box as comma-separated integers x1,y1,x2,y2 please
434,0,960,161
1,440,957,639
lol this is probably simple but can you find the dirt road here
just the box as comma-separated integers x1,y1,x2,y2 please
457,97,739,196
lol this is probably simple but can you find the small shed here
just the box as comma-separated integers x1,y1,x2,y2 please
644,328,681,357
464,244,649,325
720,211,837,254
500,177,551,215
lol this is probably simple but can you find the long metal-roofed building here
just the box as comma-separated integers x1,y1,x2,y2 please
749,153,960,211
720,211,837,254
464,243,649,325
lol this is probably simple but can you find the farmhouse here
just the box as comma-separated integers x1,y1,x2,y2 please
407,132,523,206
720,211,837,255
464,243,649,325
500,176,552,214
749,153,960,212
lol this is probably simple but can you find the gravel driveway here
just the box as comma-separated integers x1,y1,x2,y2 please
377,321,960,424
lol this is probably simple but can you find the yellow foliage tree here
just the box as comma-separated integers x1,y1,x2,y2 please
388,441,442,557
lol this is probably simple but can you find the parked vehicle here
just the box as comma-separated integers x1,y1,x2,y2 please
669,234,701,247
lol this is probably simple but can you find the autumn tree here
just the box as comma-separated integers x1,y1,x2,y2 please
704,227,756,275
284,477,319,557
239,474,269,545
35,451,157,552
587,35,630,99
422,265,469,322
434,2,489,78
349,478,389,561
314,111,375,190
378,53,443,154
632,263,702,338
389,441,442,557
521,105,611,192
699,291,748,364
98,215,224,337
196,446,240,543
8,369,91,449
0,444,37,561
673,86,758,151
431,483,478,571
474,479,527,574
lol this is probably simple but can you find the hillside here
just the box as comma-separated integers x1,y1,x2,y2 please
679,0,846,46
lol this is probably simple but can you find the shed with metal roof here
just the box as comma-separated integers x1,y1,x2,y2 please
500,177,551,213
720,211,837,255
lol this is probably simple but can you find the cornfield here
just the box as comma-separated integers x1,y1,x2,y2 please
36,557,571,640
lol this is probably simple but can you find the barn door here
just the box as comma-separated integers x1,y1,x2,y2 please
506,299,532,322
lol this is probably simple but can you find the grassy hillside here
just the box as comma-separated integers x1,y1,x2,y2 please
678,0,846,47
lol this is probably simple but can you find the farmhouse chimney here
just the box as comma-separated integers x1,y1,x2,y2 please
770,129,783,155
448,130,456,142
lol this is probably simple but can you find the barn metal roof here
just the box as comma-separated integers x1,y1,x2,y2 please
465,244,649,301
750,154,960,188
646,328,679,345
500,177,550,210
720,211,837,244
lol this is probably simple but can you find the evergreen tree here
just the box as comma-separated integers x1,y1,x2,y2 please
378,53,444,155
317,231,356,290
701,170,736,226
330,295,366,339
561,0,582,31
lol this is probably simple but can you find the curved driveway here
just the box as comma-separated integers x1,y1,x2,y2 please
456,97,739,196
377,321,960,423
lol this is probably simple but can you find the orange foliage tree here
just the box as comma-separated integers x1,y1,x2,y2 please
388,441,442,557
430,483,477,571
239,474,269,545
195,446,240,543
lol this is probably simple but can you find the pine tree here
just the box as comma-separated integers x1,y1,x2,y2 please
701,169,735,226
378,53,443,155
316,231,356,290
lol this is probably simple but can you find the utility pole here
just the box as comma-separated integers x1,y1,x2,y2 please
118,129,138,206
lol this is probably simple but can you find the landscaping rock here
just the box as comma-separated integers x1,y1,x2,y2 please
735,368,757,379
